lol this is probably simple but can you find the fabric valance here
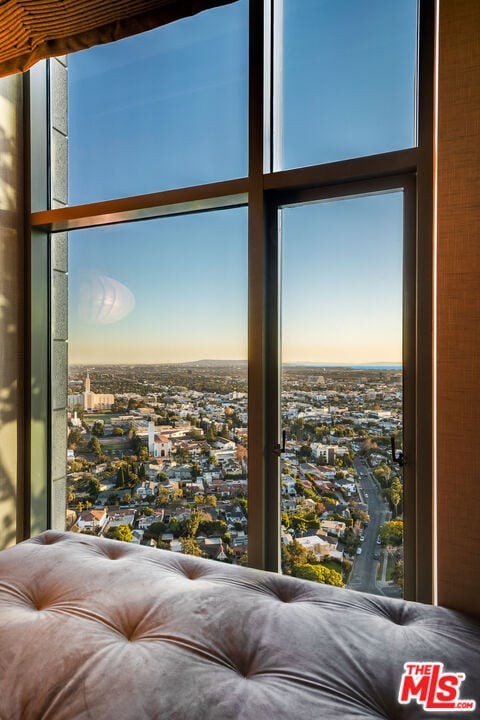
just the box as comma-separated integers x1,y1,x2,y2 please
0,0,236,77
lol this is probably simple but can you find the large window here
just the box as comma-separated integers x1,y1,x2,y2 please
30,0,434,601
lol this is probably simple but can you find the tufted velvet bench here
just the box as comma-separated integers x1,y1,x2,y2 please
0,531,479,719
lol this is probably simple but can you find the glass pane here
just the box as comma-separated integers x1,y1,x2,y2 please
275,0,418,170
68,1,248,204
66,208,248,564
280,192,404,597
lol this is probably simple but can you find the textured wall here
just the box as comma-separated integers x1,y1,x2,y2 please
50,56,68,531
437,0,480,616
0,74,23,549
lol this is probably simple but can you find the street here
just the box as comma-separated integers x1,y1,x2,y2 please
347,455,392,595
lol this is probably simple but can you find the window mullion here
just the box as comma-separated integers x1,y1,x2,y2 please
248,0,281,571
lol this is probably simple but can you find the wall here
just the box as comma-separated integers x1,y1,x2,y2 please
50,56,68,531
0,74,24,549
437,0,480,616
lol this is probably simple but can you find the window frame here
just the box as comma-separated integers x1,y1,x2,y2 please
28,0,435,602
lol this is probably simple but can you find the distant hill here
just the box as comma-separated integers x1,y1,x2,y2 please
179,359,247,367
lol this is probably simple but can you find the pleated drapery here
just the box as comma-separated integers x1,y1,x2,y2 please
0,0,236,77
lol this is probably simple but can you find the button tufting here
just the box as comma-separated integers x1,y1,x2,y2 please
183,567,207,580
2,531,478,720
33,531,64,545
99,545,128,560
174,558,211,581
381,605,413,626
27,595,48,611
265,580,306,604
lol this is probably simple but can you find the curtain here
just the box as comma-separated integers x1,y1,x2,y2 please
0,0,236,77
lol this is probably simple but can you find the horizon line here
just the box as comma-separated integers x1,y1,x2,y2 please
69,359,403,367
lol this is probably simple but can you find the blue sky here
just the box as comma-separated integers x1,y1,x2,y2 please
282,192,403,364
67,0,416,365
281,0,417,168
69,209,248,364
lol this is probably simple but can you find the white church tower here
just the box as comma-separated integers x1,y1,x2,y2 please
148,421,155,454
83,370,94,411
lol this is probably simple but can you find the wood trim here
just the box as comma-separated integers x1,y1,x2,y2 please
31,179,249,232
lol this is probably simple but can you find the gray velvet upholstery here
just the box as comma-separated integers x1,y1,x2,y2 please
0,531,479,719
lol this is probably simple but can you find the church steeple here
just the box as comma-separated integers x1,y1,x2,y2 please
85,370,91,393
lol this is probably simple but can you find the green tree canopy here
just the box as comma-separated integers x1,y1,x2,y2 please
87,477,100,497
106,524,133,543
91,421,104,437
67,428,83,447
88,436,102,457
281,539,308,574
292,563,344,587
389,477,403,517
180,537,203,557
379,520,403,546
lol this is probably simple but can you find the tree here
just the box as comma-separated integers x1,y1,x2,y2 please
373,464,392,488
292,563,344,587
67,428,82,447
91,421,104,437
112,426,124,437
349,507,370,525
198,519,227,537
207,422,217,441
236,498,248,515
106,524,133,542
182,509,202,538
116,463,128,488
297,445,312,462
145,521,166,539
175,446,190,464
180,537,203,557
87,477,100,497
281,540,308,574
206,494,217,508
88,436,102,456
379,520,403,547
389,477,403,517
123,493,132,504
156,488,169,506
138,446,149,462
392,558,404,589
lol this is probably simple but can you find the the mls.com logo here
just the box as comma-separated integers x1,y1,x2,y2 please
398,663,476,712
